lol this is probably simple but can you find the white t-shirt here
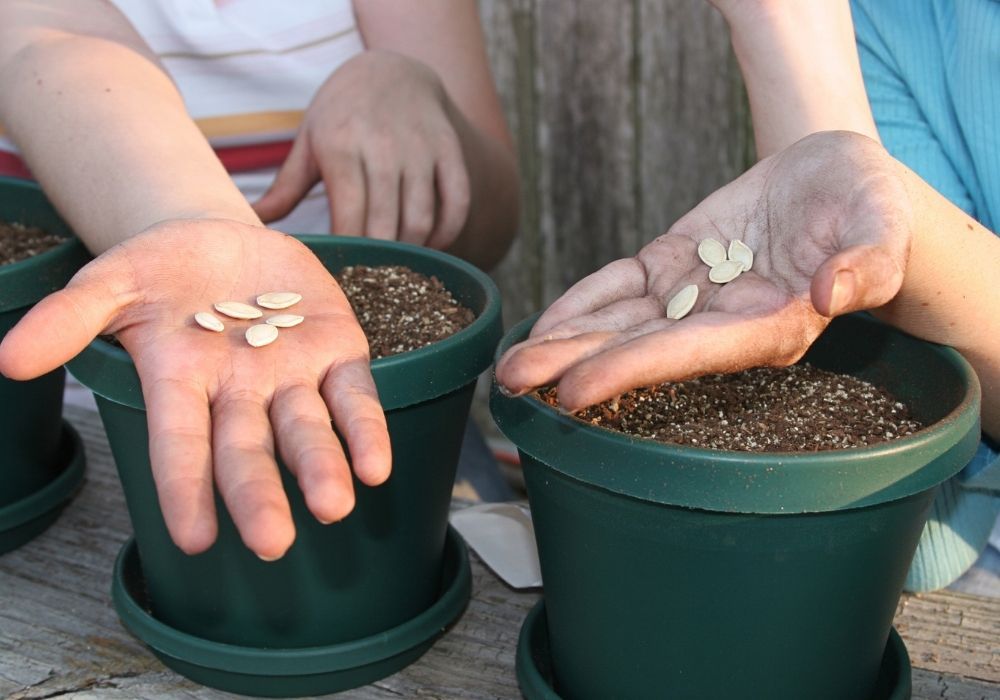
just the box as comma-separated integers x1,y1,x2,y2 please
0,0,366,234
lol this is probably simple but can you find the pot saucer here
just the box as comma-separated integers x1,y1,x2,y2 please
516,600,912,700
112,526,471,697
0,420,86,555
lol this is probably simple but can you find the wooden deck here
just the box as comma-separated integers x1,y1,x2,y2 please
2,406,998,699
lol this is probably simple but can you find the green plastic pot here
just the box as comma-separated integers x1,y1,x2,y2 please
67,236,502,696
0,177,89,554
491,313,980,700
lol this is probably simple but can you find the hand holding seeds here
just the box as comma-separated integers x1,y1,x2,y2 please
496,132,913,411
0,219,391,560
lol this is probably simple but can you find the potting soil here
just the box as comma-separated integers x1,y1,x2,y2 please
539,364,924,452
335,265,475,359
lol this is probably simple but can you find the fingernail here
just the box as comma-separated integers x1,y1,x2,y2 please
829,270,856,316
495,383,516,398
257,553,282,562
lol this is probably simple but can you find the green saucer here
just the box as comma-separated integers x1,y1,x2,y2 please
112,526,471,697
0,421,86,555
516,600,912,700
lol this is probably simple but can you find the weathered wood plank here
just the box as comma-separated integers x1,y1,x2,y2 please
913,668,1000,700
896,591,1000,683
479,0,544,326
533,0,638,303
636,0,753,241
2,406,996,699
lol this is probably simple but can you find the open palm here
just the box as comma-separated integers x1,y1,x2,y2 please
496,132,913,410
0,220,390,560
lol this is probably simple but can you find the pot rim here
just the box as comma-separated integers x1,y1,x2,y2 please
66,235,503,412
490,313,982,514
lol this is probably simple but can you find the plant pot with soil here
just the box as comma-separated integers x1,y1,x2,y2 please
490,312,981,700
66,235,502,697
0,177,89,554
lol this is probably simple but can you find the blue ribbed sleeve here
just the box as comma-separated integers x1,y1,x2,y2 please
851,0,1000,591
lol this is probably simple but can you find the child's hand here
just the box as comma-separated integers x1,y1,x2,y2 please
496,132,912,411
0,220,390,560
253,50,470,248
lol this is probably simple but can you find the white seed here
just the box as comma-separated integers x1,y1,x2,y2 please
265,314,304,328
728,239,754,271
697,238,727,267
194,312,224,332
708,260,744,284
214,301,263,320
666,284,699,320
256,292,302,310
245,324,279,348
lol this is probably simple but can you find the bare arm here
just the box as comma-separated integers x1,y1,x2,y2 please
881,166,1000,439
0,1,391,559
352,0,519,269
711,0,879,158
495,133,1000,440
0,0,260,253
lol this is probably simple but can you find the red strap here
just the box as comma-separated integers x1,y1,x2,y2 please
0,140,293,181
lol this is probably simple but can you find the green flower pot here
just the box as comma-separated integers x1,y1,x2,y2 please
0,177,89,554
490,313,980,700
67,236,502,696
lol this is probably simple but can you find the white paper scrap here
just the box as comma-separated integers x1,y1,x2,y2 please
450,503,542,589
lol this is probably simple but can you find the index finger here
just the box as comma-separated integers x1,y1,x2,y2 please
554,306,828,411
530,258,650,338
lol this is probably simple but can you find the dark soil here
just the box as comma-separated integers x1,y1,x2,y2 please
335,265,475,359
0,222,65,266
539,364,924,452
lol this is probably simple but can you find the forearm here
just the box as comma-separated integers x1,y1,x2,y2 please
0,30,259,254
875,163,1000,439
715,0,878,158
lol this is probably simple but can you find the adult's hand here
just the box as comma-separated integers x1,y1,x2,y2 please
253,50,471,249
496,132,912,411
0,220,391,560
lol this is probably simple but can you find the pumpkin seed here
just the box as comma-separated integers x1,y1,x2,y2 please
214,301,263,320
728,239,754,271
245,324,279,348
265,314,304,328
708,260,743,284
194,312,224,332
256,292,302,310
666,284,699,320
697,238,727,267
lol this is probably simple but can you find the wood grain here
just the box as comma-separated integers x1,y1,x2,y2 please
1,406,997,699
479,0,754,325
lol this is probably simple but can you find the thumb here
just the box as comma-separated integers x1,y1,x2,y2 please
0,261,132,380
811,243,906,317
251,136,318,223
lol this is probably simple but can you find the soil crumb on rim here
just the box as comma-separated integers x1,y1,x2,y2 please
538,364,925,452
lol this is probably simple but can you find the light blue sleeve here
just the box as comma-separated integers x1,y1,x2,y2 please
851,0,977,217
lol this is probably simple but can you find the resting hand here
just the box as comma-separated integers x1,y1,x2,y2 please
0,220,390,559
253,50,470,247
496,132,913,411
